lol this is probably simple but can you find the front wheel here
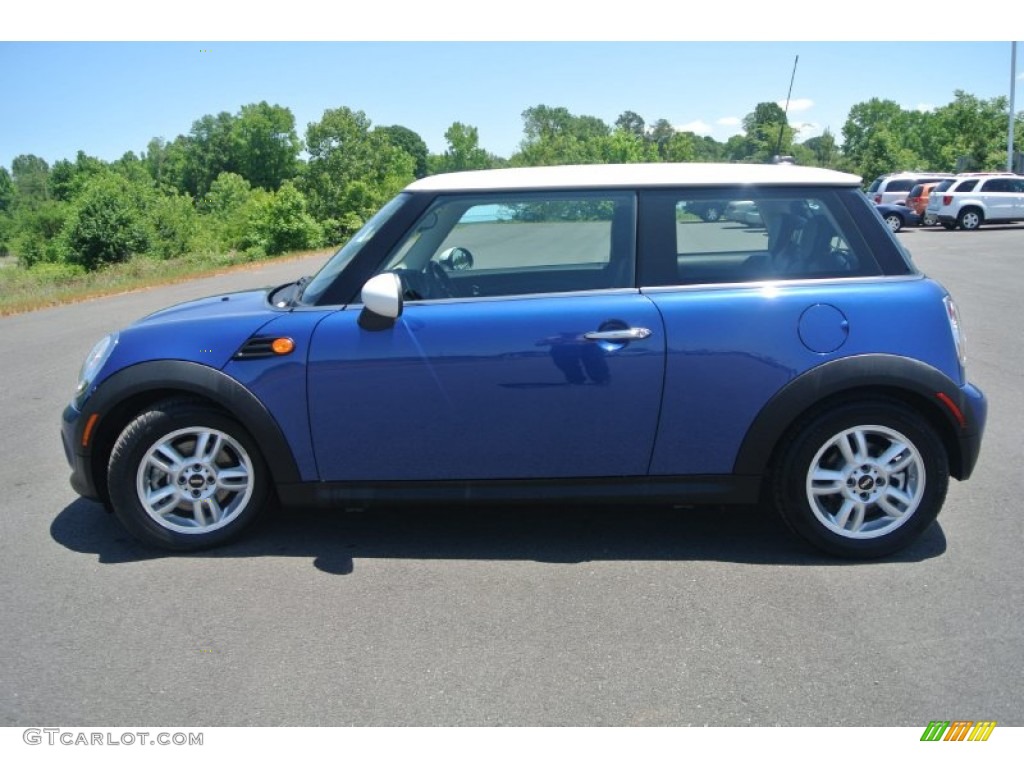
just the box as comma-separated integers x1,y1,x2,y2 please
884,213,903,233
107,399,269,550
772,401,949,558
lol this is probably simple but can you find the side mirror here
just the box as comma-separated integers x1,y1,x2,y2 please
438,246,474,271
359,272,403,330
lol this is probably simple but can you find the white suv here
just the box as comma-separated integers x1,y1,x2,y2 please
927,173,1024,230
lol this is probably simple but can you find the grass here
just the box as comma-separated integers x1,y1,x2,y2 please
0,248,333,317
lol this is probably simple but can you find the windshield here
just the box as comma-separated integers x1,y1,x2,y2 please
298,193,410,306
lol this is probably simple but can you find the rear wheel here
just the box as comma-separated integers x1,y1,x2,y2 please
107,399,269,550
957,208,983,230
701,204,722,222
772,400,949,558
883,212,903,233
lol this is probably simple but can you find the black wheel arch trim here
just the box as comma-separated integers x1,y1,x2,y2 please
75,360,301,494
734,354,981,480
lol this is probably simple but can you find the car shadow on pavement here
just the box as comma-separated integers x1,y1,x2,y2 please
51,497,947,574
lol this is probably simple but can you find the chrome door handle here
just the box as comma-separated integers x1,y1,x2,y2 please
584,327,652,341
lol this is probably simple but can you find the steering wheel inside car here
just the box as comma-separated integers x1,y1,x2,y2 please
427,261,457,298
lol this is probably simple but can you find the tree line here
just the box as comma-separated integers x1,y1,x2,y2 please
0,92,1019,274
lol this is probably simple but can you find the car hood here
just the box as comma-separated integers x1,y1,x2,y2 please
135,288,275,326
101,288,282,377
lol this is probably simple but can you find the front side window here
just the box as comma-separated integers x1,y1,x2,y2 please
640,189,880,286
378,191,635,300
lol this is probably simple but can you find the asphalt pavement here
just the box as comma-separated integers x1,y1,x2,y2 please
0,230,1021,726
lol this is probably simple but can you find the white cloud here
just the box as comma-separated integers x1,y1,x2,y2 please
915,103,936,113
717,116,741,127
777,98,813,113
675,120,713,136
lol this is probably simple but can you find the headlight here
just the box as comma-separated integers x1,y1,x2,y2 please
74,333,118,407
943,296,967,373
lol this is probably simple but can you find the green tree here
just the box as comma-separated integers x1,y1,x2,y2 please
431,122,492,173
376,125,429,178
513,105,612,166
741,101,795,162
0,166,13,213
11,154,50,205
932,91,1010,171
601,129,658,163
230,102,301,191
245,181,322,256
60,173,149,269
615,110,646,138
802,129,839,168
302,106,415,241
840,99,916,176
48,151,107,202
646,119,676,159
145,191,197,259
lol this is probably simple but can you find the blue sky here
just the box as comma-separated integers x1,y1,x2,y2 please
3,7,1023,169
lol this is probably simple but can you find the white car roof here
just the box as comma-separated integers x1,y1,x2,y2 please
406,163,863,192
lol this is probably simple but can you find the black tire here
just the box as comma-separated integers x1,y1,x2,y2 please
701,205,722,222
884,213,903,233
771,399,949,558
107,398,269,550
957,208,983,231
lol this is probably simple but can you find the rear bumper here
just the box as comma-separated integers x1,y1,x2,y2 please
954,382,987,481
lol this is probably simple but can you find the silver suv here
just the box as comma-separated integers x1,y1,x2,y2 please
927,173,1024,230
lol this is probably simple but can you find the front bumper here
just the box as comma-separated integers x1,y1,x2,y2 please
62,402,101,501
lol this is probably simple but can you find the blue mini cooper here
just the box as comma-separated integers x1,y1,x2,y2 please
62,163,986,557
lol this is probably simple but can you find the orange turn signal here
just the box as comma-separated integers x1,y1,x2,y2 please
82,413,100,448
271,337,295,355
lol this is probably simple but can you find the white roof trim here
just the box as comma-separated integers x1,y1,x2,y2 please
406,163,863,192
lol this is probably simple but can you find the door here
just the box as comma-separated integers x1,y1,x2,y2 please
306,190,667,482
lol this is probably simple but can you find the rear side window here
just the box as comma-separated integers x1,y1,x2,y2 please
933,180,956,193
953,179,979,192
886,179,915,192
638,188,883,286
981,178,1012,192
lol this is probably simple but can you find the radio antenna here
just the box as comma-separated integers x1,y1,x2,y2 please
775,54,799,160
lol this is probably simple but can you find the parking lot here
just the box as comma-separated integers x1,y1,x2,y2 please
1,225,1021,726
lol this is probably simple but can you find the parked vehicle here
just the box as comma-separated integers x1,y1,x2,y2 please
683,200,728,221
724,199,763,227
866,172,956,205
63,163,986,558
906,182,938,225
874,202,921,233
926,173,1024,230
